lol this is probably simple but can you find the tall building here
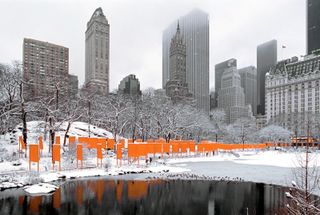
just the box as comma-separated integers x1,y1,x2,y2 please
238,66,257,115
214,59,237,108
307,0,320,54
118,74,141,97
85,7,110,95
257,40,277,115
163,9,209,112
23,38,78,100
218,66,252,124
209,91,217,110
215,59,237,97
165,23,191,102
265,52,320,132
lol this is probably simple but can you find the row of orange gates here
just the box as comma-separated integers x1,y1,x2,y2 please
18,135,290,172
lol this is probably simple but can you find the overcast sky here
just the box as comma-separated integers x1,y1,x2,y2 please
0,0,306,91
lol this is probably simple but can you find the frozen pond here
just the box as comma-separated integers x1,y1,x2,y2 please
181,161,295,187
0,178,288,215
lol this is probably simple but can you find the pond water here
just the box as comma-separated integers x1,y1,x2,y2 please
0,179,288,215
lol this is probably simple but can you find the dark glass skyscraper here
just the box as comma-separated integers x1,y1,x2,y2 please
307,0,320,54
257,40,277,115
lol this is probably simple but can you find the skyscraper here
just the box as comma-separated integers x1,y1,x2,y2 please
214,59,237,108
307,0,320,54
23,38,78,100
238,66,257,115
165,23,191,102
257,40,277,115
85,7,110,95
163,9,209,112
118,74,142,97
218,66,251,124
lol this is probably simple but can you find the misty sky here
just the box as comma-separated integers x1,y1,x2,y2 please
0,0,306,91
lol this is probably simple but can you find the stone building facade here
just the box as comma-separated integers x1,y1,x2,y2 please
265,52,320,131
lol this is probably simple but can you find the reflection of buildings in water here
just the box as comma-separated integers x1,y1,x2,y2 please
208,199,215,215
208,182,254,214
7,180,288,214
207,182,286,214
264,184,285,213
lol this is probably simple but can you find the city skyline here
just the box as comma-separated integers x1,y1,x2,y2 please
0,0,306,91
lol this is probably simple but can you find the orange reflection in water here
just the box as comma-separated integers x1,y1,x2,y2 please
76,183,84,206
53,188,61,209
127,181,148,200
116,181,124,202
29,196,42,213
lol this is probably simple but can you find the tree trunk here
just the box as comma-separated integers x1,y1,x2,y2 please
63,121,71,146
49,117,54,153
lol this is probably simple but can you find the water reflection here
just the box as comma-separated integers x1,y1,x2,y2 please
0,179,287,215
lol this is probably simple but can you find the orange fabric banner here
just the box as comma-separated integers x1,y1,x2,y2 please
29,144,39,162
117,144,123,159
39,136,43,150
97,138,107,149
97,144,103,159
107,139,115,149
55,136,60,145
52,144,60,163
77,144,83,161
69,136,76,145
20,136,26,150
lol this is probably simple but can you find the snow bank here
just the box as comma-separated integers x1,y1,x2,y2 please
24,183,58,195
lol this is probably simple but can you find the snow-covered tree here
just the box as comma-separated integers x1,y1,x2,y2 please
210,109,226,142
257,125,292,144
224,117,257,148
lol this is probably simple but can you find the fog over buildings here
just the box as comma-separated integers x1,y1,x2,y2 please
0,0,306,92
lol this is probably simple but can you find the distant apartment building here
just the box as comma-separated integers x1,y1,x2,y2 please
257,40,277,115
118,74,141,97
85,7,110,95
163,9,209,112
218,66,252,124
23,38,78,100
265,51,320,131
238,66,257,115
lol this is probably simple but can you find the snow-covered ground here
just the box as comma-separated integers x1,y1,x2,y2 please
167,150,320,168
0,121,319,195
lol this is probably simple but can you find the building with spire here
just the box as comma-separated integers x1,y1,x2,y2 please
165,22,191,103
85,7,110,95
163,9,209,112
